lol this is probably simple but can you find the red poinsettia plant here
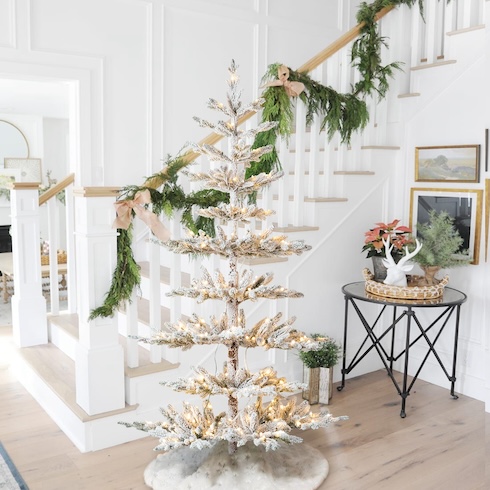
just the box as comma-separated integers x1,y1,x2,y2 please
362,219,414,259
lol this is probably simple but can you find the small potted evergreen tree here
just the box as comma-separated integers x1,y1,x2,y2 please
299,334,341,405
412,210,470,285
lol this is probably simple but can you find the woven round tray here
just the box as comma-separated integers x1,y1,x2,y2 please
363,268,449,300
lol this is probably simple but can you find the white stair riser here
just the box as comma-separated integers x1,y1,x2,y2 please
48,322,77,361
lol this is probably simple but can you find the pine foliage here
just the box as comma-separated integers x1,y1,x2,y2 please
88,226,141,320
413,210,470,269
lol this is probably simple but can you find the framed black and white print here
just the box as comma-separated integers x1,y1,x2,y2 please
409,187,483,265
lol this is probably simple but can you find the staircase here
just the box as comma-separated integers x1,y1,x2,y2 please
7,0,486,451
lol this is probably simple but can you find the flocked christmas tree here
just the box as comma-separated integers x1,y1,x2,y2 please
122,62,346,471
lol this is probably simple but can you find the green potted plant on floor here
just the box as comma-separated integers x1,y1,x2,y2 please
412,210,470,286
299,334,341,405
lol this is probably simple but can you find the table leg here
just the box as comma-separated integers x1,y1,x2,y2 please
338,295,349,392
389,306,397,373
450,304,462,399
400,308,413,418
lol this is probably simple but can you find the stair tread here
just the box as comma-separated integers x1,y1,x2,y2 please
272,194,347,202
136,296,170,326
139,261,191,287
48,312,79,338
237,222,319,233
17,343,138,422
238,257,289,265
119,335,179,378
360,145,400,150
305,197,348,203
446,24,485,36
398,93,421,98
288,170,325,175
273,225,319,233
289,148,325,153
411,59,456,71
48,311,179,376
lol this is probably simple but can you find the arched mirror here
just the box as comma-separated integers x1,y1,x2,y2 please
0,119,30,166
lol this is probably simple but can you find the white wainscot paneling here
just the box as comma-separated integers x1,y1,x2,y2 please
268,0,340,30
194,0,257,13
29,0,149,56
266,21,341,72
29,0,152,187
162,6,257,156
0,0,14,48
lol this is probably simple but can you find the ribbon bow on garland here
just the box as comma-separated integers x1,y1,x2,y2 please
262,65,305,97
113,189,170,241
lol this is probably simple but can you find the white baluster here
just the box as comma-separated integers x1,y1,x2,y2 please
307,67,322,199
125,288,139,368
458,0,472,29
410,5,423,70
292,99,306,226
434,0,445,59
149,237,162,364
276,136,289,228
47,198,60,314
166,211,182,364
64,183,77,313
424,0,438,64
321,129,332,198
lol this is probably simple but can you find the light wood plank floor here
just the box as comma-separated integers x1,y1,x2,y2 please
1,325,488,490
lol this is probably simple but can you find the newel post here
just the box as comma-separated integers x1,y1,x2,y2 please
73,187,125,415
10,183,48,347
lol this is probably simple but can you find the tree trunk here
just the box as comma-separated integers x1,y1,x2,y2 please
420,265,441,286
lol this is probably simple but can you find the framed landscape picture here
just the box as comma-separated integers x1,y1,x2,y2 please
415,145,480,183
409,187,483,265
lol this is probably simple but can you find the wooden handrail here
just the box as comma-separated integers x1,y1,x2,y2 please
147,4,395,183
298,5,394,73
39,173,75,206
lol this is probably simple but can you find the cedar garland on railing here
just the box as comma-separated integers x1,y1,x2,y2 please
90,0,425,319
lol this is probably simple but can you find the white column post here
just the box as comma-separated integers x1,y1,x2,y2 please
74,187,125,415
10,183,48,347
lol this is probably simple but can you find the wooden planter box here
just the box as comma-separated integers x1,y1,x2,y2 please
302,366,333,405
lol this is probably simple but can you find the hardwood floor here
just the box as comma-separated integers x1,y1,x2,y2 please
1,325,488,490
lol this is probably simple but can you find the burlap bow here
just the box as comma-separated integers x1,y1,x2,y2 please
113,189,170,241
262,65,305,97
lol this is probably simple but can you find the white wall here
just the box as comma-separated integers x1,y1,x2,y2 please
399,31,488,401
0,0,346,188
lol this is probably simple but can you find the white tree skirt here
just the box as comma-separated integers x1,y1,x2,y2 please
144,441,329,490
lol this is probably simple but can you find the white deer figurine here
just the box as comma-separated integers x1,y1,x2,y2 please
382,238,423,287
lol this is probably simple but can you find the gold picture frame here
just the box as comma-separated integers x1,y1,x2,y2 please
409,187,483,265
415,145,480,183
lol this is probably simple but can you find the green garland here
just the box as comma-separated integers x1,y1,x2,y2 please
91,0,425,319
88,225,141,320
